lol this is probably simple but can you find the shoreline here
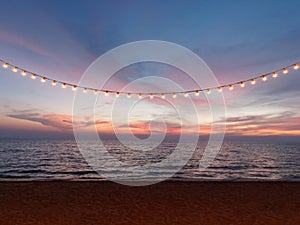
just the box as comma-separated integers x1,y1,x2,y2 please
0,181,299,224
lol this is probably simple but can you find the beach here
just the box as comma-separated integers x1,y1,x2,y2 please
0,181,298,225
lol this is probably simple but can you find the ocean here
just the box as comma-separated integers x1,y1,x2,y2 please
0,139,299,181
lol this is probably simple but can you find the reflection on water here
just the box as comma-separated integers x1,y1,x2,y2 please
0,139,299,181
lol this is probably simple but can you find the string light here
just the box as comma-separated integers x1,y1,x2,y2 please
12,67,18,72
2,62,8,68
272,72,278,78
261,75,267,81
94,90,98,95
0,57,299,98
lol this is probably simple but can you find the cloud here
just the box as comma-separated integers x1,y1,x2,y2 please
217,111,300,136
0,29,50,56
6,109,115,132
7,112,73,130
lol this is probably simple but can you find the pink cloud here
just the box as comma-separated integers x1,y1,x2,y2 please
0,30,50,56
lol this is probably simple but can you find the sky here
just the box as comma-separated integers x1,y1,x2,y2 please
0,0,300,140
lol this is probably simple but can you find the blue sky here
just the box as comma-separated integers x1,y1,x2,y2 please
0,0,300,139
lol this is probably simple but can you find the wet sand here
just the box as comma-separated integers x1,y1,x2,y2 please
0,181,299,225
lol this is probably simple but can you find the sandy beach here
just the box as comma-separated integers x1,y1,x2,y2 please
0,181,298,225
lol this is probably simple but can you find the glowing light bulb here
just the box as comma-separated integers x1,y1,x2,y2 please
21,71,27,76
83,88,87,93
62,83,67,88
116,92,120,97
184,92,188,97
240,82,245,88
72,85,77,91
228,85,234,90
172,93,177,98
282,68,288,74
150,93,154,99
2,63,8,68
161,93,165,99
94,90,98,95
31,74,37,79
261,75,267,81
52,80,57,86
138,93,142,99
218,87,223,92
127,93,131,98
206,89,211,94
251,79,256,85
293,64,299,70
12,67,18,72
195,90,200,96
105,91,109,96
41,77,47,83
272,72,278,78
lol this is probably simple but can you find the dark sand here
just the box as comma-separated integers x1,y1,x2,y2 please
0,181,299,225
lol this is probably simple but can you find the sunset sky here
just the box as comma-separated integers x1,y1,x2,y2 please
0,0,300,139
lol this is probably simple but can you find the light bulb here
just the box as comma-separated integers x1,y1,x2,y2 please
83,88,87,93
272,72,278,78
172,93,177,98
206,89,211,94
94,90,98,95
62,83,67,88
138,93,142,99
150,93,154,99
218,87,223,92
127,93,131,98
31,74,37,79
229,85,234,90
72,85,77,91
2,63,8,68
195,90,200,96
21,71,27,76
161,93,165,99
12,67,18,72
105,91,109,96
251,79,256,85
41,77,47,83
240,82,245,88
293,64,299,70
52,80,57,86
184,92,188,97
282,68,288,74
116,92,120,97
261,75,267,81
